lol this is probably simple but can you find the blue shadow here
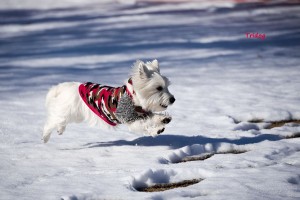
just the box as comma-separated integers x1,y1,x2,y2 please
83,133,282,149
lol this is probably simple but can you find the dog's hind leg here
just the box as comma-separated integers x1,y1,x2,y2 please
43,116,68,142
57,121,66,135
42,82,81,143
42,118,57,143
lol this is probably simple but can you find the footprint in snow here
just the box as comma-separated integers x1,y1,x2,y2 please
131,118,300,192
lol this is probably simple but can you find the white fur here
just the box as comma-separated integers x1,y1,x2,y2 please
42,59,175,143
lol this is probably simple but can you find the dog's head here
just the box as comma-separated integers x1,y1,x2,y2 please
130,59,175,112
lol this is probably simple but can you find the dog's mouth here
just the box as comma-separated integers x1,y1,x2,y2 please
160,104,168,108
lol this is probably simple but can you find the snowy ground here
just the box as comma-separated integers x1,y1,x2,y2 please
0,1,300,199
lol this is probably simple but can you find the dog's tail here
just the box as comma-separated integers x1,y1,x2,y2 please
45,85,60,107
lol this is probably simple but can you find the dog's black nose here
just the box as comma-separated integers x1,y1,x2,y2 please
169,97,176,104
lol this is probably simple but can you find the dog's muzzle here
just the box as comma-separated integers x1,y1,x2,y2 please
160,96,175,108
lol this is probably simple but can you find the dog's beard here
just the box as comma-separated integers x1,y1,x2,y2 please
136,91,172,112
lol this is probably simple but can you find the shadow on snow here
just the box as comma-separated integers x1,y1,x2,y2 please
83,133,282,149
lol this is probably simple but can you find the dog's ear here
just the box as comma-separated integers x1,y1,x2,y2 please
138,61,151,79
152,59,159,68
146,59,160,72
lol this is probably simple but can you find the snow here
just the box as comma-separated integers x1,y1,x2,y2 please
1,1,300,200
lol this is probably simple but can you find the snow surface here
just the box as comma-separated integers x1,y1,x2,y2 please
0,1,300,200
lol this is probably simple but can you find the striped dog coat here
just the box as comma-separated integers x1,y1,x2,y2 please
78,80,150,126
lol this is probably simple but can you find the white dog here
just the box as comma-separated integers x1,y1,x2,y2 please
42,59,175,143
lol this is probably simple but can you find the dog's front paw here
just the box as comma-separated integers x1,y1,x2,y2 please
162,116,172,124
152,113,172,125
157,128,165,134
147,125,165,137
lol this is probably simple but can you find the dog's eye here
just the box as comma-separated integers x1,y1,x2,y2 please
157,86,163,91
